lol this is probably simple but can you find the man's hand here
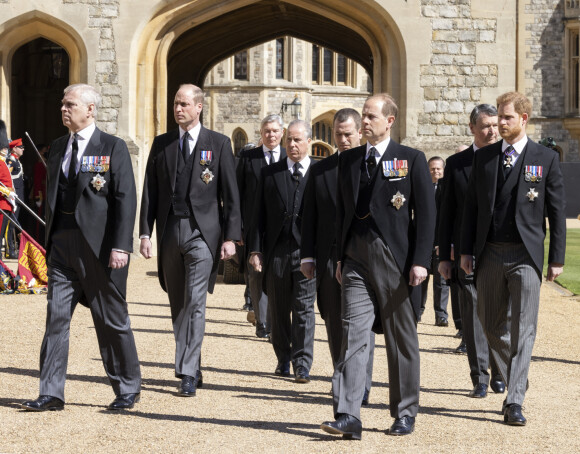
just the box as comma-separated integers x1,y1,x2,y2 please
435,246,439,256
220,240,236,260
249,253,263,272
547,263,564,282
109,250,129,269
438,260,453,281
300,262,315,280
140,238,153,259
335,261,342,285
409,265,428,287
460,254,473,275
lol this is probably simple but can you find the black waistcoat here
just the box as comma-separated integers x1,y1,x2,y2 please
55,167,79,229
281,168,307,243
172,151,195,216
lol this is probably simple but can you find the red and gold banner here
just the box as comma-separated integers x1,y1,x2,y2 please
17,229,48,289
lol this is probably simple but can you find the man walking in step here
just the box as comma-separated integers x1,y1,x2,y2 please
321,94,435,439
438,104,505,399
236,114,286,338
460,92,565,425
300,108,375,405
248,119,316,383
140,84,241,397
419,156,450,326
21,83,141,412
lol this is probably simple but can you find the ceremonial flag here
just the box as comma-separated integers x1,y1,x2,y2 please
17,229,48,290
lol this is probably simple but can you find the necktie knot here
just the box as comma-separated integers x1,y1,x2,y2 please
503,145,515,168
292,162,302,183
366,148,377,176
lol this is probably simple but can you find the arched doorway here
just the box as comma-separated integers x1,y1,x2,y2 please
135,0,406,148
11,38,70,176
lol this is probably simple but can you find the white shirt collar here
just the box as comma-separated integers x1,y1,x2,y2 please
287,155,311,175
366,137,391,159
502,135,528,155
179,122,201,143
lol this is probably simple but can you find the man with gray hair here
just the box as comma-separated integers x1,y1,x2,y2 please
438,104,505,399
236,114,286,338
21,83,141,412
249,119,316,383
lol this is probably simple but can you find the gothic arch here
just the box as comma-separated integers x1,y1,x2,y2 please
133,0,412,145
0,10,87,126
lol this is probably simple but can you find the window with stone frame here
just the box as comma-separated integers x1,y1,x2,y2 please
234,50,248,80
567,25,580,114
311,44,353,86
232,129,248,156
275,38,291,80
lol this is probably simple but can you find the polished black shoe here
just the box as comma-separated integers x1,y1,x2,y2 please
246,310,256,325
274,361,290,377
490,379,506,394
107,393,140,410
504,404,526,426
178,372,202,397
455,329,463,339
295,366,310,383
242,301,252,311
388,416,415,436
321,413,362,440
255,324,270,339
21,395,64,412
435,317,449,327
455,340,467,354
469,383,488,398
361,388,370,406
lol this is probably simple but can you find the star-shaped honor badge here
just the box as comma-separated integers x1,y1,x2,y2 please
91,174,106,191
526,188,538,202
391,191,406,210
201,168,214,184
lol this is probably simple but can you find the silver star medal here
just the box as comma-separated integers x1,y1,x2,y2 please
201,168,214,184
91,174,106,191
391,191,406,210
526,188,538,202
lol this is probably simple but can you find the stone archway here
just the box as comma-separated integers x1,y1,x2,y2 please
134,0,408,148
0,10,87,130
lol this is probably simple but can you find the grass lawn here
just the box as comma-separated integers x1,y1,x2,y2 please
544,228,580,295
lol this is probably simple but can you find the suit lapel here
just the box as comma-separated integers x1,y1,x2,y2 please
47,137,67,213
273,158,290,211
483,141,501,214
323,153,339,205
460,146,474,183
191,126,213,184
163,130,180,190
348,147,365,205
371,140,397,199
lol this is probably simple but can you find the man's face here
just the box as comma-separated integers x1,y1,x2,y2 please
361,98,395,144
285,124,311,163
174,87,203,130
429,159,444,183
333,117,362,152
470,114,498,148
260,121,283,150
498,102,527,143
61,89,94,132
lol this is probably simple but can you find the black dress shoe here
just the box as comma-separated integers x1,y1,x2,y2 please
504,404,526,426
388,416,415,436
274,361,290,377
435,317,449,327
255,324,270,339
107,393,140,410
295,366,310,383
490,379,506,394
321,413,362,440
455,329,463,339
469,383,488,398
455,340,467,354
21,395,64,412
178,372,202,397
361,388,370,406
242,301,252,311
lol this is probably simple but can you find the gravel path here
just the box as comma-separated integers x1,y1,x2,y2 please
1,257,579,453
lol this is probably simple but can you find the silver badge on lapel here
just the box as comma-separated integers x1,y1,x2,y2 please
201,168,214,184
526,188,538,202
391,191,406,210
91,174,106,191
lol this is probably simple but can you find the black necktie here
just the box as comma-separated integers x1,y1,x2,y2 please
181,132,191,161
292,162,302,184
270,150,277,164
69,133,79,180
366,148,377,176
